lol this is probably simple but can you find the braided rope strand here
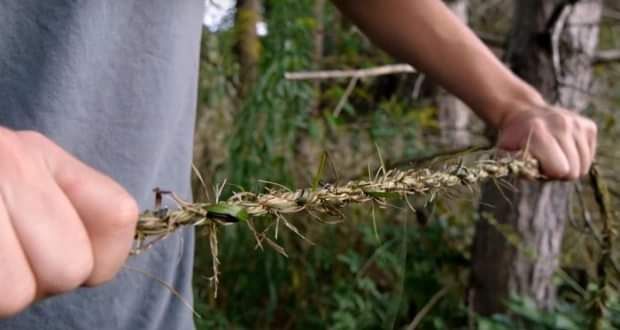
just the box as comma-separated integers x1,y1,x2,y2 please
132,154,541,254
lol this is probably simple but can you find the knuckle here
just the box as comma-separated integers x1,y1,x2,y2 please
573,119,585,132
40,252,94,294
0,137,37,178
16,130,47,144
588,120,598,136
530,117,546,130
529,118,546,138
575,117,593,131
552,114,572,131
15,131,58,160
0,130,23,158
0,127,17,143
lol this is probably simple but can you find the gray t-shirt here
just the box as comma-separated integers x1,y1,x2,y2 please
0,1,203,329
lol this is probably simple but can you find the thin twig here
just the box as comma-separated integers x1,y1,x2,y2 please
406,285,453,330
123,265,200,319
333,76,359,117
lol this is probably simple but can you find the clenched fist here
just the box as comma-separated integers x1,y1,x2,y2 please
0,128,138,317
496,104,597,180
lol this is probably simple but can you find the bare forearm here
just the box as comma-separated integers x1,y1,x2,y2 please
332,0,544,128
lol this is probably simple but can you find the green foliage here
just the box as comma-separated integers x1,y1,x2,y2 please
206,203,249,223
227,0,315,190
480,297,586,330
479,294,620,330
194,204,474,329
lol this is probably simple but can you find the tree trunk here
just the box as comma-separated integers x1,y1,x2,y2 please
437,0,471,148
235,0,261,98
471,0,602,315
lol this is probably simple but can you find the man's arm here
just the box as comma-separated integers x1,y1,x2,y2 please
332,0,597,179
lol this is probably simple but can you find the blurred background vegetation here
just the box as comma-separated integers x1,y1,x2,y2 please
190,0,620,328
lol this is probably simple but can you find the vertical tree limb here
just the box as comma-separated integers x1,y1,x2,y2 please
471,0,603,315
235,0,261,98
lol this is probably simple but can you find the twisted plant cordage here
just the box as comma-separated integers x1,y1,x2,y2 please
133,152,542,254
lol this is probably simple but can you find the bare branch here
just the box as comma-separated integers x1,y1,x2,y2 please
333,76,359,117
406,285,453,330
593,49,620,65
284,64,416,81
603,6,620,22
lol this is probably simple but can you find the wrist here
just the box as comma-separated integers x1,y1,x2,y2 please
482,81,547,130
